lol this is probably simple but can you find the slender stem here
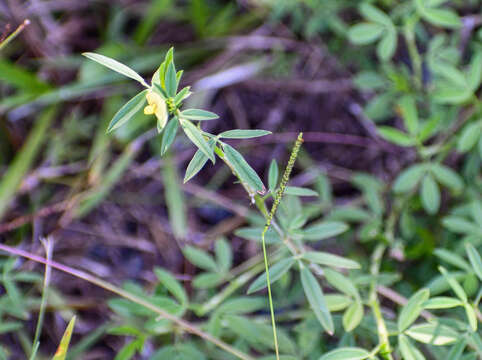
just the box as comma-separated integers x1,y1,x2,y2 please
0,243,255,360
31,237,53,354
369,244,393,360
0,19,30,51
260,133,303,360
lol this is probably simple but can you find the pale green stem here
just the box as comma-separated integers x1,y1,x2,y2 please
0,19,30,51
369,244,393,360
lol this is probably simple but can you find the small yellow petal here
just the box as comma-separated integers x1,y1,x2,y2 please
144,104,156,115
155,101,168,129
146,90,163,105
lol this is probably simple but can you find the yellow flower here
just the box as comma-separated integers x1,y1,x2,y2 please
144,90,168,131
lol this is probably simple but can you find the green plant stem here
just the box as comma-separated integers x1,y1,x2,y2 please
31,238,53,357
369,244,393,360
404,16,422,89
0,19,30,51
0,243,255,360
259,133,303,360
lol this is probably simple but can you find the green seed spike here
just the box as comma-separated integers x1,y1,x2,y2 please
261,132,303,360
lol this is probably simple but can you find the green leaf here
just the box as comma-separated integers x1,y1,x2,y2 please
165,62,177,97
300,266,334,334
398,334,426,360
247,257,295,294
268,160,279,191
442,216,480,235
107,90,147,132
393,164,426,193
421,8,461,28
319,347,371,360
468,52,482,90
284,186,319,197
180,109,219,121
360,3,392,26
222,143,265,193
235,227,281,244
457,122,481,153
219,129,271,139
193,273,224,289
52,316,76,360
398,288,430,332
423,297,463,309
377,28,397,61
183,246,218,272
405,323,458,345
465,243,482,281
184,149,209,183
154,268,187,306
430,163,464,193
180,119,214,162
342,301,363,332
302,221,349,241
215,238,232,273
82,53,147,86
439,266,467,303
378,126,415,146
324,268,359,299
420,174,440,215
161,117,179,155
397,95,418,135
302,251,360,269
174,86,192,105
325,294,353,312
434,249,471,272
348,23,384,44
464,303,477,331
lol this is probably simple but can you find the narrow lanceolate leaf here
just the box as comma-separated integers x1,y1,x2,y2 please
183,246,218,272
268,160,279,191
348,23,384,44
324,269,359,299
420,174,440,215
52,316,76,360
319,347,371,360
398,288,430,332
165,62,177,97
439,266,467,303
161,118,179,155
466,243,482,281
300,266,334,334
457,122,481,153
405,323,458,345
302,251,360,269
398,334,426,360
154,268,187,306
284,186,319,197
180,119,214,162
342,301,363,332
180,109,219,121
107,90,147,132
219,129,272,139
302,221,349,241
431,163,464,193
222,143,265,193
464,303,477,331
82,52,148,86
247,257,295,294
434,249,471,272
184,149,209,183
398,95,418,135
393,164,426,193
423,297,463,309
378,126,415,146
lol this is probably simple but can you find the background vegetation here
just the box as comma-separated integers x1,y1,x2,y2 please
0,0,481,359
